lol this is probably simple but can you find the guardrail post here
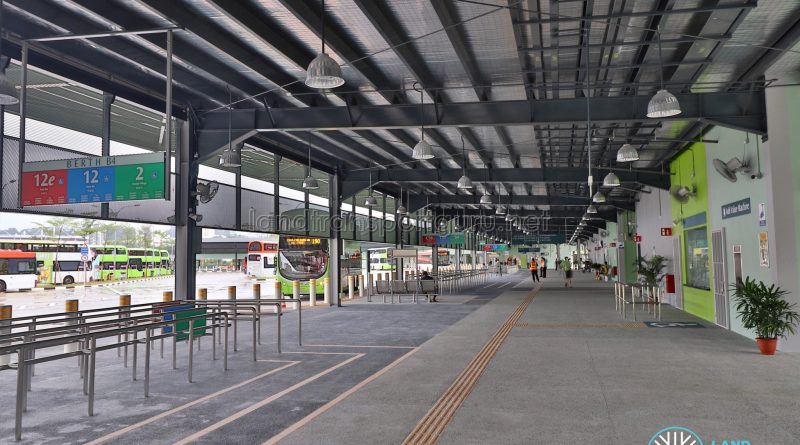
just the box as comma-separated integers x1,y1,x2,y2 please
323,277,331,306
253,283,262,344
347,275,354,300
309,279,317,307
0,305,11,366
292,280,300,310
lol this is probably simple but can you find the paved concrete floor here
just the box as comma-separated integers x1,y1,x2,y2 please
3,272,799,444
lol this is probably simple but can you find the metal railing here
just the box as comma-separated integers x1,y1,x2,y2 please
614,282,663,321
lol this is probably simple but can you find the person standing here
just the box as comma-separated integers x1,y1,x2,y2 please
528,258,539,283
560,257,573,287
539,256,547,278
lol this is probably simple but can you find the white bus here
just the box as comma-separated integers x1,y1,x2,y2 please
245,241,278,278
52,252,94,285
0,250,38,292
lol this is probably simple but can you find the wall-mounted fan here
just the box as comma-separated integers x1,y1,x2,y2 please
713,157,751,183
195,181,219,204
669,184,696,203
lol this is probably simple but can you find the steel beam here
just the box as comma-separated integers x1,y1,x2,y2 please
199,91,766,134
511,2,757,25
407,195,634,213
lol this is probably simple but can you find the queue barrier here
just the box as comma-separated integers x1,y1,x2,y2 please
614,282,663,321
0,294,305,441
370,268,488,303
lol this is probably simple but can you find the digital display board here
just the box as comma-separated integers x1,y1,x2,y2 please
279,236,328,251
21,152,165,207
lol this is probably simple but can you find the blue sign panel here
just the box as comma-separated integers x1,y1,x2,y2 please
511,234,566,245
721,198,751,220
66,166,115,203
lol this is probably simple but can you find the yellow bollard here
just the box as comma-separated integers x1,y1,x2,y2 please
197,288,207,300
309,279,317,307
162,291,173,302
347,275,355,300
64,299,79,353
323,277,331,306
274,280,284,313
252,283,261,299
0,305,11,366
119,294,131,307
358,274,365,297
227,286,236,300
292,280,300,310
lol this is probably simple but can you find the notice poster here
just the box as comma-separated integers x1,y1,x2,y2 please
758,231,769,268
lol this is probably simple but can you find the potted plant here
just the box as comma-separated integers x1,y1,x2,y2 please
637,255,667,286
732,277,800,355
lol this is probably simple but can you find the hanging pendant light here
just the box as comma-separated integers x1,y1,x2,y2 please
457,136,472,189
411,83,435,160
587,205,598,214
219,87,241,168
396,188,407,215
305,0,344,89
495,206,506,215
616,143,640,162
603,171,621,187
592,191,606,203
0,1,17,105
303,142,319,190
480,164,492,204
647,28,681,118
365,167,377,206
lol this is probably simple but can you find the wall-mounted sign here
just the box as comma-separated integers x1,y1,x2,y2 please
758,202,767,227
633,234,642,243
721,198,751,220
511,234,566,245
389,249,418,258
482,244,509,252
609,242,617,248
421,233,465,245
758,231,769,267
21,152,166,207
660,227,673,236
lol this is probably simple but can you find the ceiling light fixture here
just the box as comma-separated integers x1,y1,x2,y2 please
603,171,621,187
616,143,640,163
303,142,319,190
457,136,472,189
587,205,598,214
592,191,606,203
219,86,241,168
647,27,681,118
411,82,434,160
305,0,344,89
396,188,407,215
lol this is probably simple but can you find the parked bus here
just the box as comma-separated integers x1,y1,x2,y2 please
0,239,82,283
159,250,172,275
91,245,129,280
127,248,157,278
52,252,94,285
276,236,327,296
246,241,278,278
0,250,38,292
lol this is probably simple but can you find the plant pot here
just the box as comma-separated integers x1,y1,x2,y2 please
756,338,778,355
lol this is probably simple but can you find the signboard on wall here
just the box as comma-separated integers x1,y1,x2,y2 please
660,227,673,236
721,198,751,220
21,153,166,207
633,234,642,243
758,231,769,267
758,202,767,227
421,233,465,245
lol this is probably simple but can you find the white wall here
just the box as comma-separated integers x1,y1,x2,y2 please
634,188,674,274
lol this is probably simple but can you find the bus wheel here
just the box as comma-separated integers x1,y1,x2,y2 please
63,276,75,285
0,280,6,292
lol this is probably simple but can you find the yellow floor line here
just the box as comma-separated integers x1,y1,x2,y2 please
514,322,645,329
262,347,420,445
173,354,366,445
85,361,300,445
401,285,540,445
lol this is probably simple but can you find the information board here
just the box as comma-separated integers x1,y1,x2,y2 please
21,152,166,207
421,233,465,245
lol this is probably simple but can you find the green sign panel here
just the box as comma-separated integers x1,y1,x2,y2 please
115,161,165,201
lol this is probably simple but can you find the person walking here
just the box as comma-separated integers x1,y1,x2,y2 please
528,258,539,283
539,256,547,278
560,257,573,288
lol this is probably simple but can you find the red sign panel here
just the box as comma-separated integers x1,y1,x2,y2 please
633,234,643,243
610,242,617,247
21,170,68,206
421,235,437,245
660,227,673,236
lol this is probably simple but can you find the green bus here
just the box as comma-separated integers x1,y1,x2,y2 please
91,245,129,280
159,250,172,276
277,236,328,296
127,248,158,278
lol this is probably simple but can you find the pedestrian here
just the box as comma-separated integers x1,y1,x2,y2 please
560,257,573,288
528,258,539,283
539,256,547,278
